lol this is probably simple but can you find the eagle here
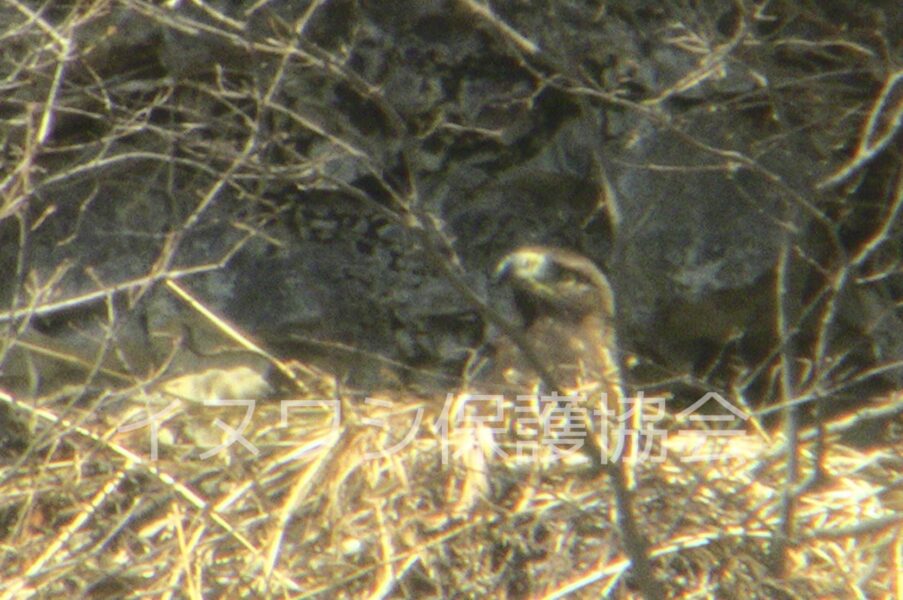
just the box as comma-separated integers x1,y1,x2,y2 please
447,245,625,516
456,247,661,597
468,245,623,403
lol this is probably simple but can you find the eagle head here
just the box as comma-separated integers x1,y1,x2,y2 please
494,246,615,326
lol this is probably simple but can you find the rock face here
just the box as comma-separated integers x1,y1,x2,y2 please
2,1,902,407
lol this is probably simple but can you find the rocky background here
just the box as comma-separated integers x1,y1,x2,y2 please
1,0,902,426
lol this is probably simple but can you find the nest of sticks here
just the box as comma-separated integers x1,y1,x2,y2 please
0,365,900,599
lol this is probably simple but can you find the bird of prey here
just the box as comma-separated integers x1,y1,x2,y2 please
447,244,624,519
457,245,625,474
468,245,623,403
457,247,660,596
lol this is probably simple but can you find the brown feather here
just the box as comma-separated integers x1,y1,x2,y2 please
471,246,621,402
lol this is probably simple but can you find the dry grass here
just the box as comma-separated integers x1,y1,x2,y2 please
1,1,902,598
0,374,900,598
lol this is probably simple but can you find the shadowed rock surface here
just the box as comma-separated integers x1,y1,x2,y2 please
1,0,901,416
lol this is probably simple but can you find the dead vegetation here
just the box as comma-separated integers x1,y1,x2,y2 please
1,0,902,598
0,370,900,597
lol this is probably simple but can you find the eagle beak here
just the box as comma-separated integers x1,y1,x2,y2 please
494,248,549,283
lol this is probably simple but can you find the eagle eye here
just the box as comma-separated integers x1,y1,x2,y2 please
558,270,590,287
